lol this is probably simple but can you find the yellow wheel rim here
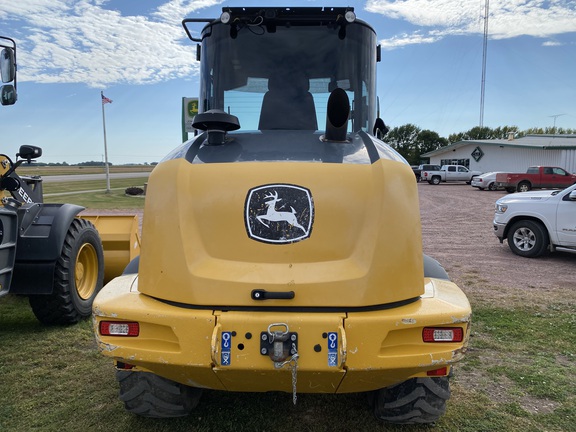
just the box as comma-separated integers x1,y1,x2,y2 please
75,243,98,300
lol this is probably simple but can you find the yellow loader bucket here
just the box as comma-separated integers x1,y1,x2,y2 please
80,215,141,283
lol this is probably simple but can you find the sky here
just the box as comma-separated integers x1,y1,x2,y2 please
0,0,575,165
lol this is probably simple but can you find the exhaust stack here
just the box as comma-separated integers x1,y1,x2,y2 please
324,88,350,142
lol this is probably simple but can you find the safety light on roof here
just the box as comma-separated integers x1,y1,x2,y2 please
344,11,356,23
422,327,463,343
220,11,231,24
100,321,139,337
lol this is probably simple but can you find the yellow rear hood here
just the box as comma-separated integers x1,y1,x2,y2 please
139,157,423,307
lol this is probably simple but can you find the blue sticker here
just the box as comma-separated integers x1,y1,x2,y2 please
327,332,338,367
221,331,231,366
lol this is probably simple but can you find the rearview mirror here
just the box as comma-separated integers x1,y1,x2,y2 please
0,84,16,106
17,145,42,162
1,48,15,83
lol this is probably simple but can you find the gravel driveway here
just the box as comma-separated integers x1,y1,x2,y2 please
418,182,575,305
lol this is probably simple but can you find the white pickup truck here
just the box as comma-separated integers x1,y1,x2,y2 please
422,165,482,185
493,183,576,257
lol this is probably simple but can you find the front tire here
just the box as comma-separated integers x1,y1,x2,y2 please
507,220,549,257
372,377,450,424
117,371,202,418
488,182,497,191
29,218,104,324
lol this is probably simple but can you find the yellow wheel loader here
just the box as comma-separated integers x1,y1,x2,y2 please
92,7,471,424
0,37,140,324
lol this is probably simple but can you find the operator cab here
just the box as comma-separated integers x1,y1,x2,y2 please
183,7,381,138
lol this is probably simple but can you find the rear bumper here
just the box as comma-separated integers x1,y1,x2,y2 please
93,275,471,393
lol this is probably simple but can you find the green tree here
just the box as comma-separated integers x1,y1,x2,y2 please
383,124,421,164
416,130,448,162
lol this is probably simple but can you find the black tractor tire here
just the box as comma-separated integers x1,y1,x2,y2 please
117,370,202,418
517,181,531,192
507,220,549,258
29,218,104,324
372,377,450,424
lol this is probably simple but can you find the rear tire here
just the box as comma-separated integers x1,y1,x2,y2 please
117,370,202,418
373,377,450,424
507,220,549,257
517,181,531,192
29,218,104,324
431,176,441,185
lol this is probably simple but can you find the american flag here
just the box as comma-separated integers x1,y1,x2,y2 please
101,93,113,105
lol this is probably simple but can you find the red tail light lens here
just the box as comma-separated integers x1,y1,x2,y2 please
427,367,448,376
422,327,463,342
99,321,140,336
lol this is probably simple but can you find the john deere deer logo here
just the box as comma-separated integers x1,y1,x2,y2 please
245,184,313,244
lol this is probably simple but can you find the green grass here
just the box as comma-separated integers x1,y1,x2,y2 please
42,179,147,209
18,165,153,176
1,294,574,432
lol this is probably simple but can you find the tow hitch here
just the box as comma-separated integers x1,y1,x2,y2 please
260,322,299,404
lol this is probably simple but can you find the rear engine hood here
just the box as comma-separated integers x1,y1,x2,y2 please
139,134,424,309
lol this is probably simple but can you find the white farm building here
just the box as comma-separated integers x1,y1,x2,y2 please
421,134,576,174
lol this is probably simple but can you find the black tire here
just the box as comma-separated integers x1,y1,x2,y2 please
431,176,441,185
517,181,531,192
488,182,497,191
29,218,104,324
507,220,549,258
373,377,450,424
117,370,202,418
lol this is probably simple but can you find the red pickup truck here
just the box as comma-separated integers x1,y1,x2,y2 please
496,166,576,192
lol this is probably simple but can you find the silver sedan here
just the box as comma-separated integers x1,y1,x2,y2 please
471,172,503,191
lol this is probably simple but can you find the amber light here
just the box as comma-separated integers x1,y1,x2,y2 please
100,321,140,336
422,327,463,343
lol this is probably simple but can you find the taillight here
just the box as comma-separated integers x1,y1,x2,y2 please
99,321,140,336
422,327,463,343
427,367,448,376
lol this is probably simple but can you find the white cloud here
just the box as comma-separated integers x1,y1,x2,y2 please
367,0,576,48
2,0,225,87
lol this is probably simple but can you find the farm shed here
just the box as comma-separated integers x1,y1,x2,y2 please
421,134,576,174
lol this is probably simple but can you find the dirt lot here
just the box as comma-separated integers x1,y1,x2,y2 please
418,182,575,306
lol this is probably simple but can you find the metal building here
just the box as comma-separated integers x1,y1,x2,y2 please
421,134,576,174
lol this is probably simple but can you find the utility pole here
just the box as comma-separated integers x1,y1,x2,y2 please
479,0,489,128
549,114,565,136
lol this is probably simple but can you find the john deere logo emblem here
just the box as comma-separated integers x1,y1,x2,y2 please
245,184,314,244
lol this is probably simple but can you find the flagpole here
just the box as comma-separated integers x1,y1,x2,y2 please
101,91,111,193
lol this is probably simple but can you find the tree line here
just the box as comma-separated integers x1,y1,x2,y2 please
383,125,576,165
